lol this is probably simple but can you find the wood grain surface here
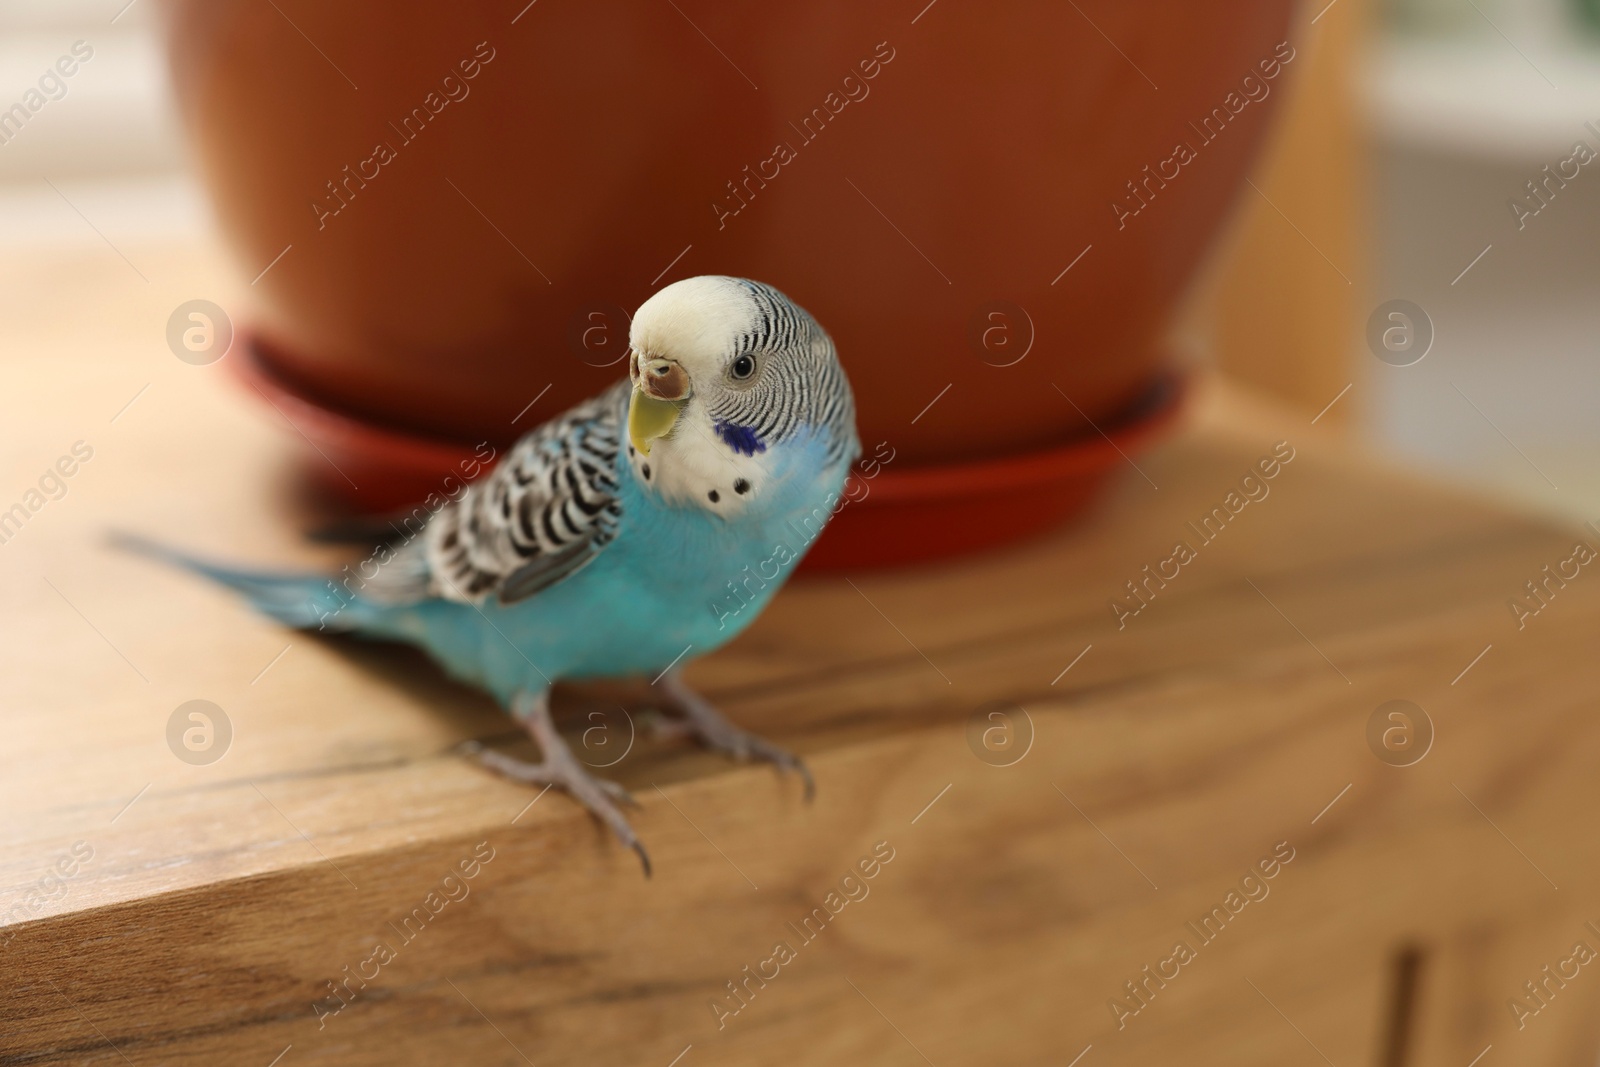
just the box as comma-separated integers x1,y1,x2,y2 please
2,240,1599,1066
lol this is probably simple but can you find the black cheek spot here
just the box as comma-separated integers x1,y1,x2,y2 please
708,489,720,503
627,444,635,456
734,479,750,495
641,463,651,480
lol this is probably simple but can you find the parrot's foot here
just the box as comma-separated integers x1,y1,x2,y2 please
468,692,650,877
654,670,815,801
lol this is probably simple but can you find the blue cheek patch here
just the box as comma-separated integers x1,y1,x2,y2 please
714,420,767,456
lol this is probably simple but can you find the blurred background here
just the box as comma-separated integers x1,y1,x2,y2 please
1188,0,1600,521
6,0,1597,519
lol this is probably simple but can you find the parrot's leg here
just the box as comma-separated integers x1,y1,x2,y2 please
468,690,651,876
655,670,815,800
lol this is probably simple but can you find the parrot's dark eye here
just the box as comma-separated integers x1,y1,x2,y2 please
730,354,756,381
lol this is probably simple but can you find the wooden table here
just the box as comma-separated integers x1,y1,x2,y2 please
3,238,1600,1067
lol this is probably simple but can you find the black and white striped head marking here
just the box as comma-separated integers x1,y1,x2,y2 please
626,276,857,513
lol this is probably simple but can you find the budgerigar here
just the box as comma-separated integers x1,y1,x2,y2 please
126,276,860,874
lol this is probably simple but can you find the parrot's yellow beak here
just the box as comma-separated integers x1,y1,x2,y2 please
628,352,690,455
628,390,684,456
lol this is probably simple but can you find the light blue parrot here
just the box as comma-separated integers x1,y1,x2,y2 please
125,276,860,874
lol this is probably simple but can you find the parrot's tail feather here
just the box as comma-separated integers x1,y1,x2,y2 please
110,530,374,633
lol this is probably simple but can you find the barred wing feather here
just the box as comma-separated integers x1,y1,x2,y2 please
367,382,627,606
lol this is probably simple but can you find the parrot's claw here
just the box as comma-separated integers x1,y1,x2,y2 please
471,694,651,877
656,671,815,802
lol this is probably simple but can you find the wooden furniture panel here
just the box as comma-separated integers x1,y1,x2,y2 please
2,242,1598,1064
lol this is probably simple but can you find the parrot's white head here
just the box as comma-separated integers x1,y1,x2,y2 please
624,276,857,513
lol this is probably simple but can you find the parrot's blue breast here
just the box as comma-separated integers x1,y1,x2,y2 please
383,431,848,705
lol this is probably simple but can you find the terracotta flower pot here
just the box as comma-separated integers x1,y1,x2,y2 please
163,0,1295,564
